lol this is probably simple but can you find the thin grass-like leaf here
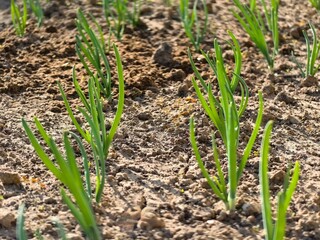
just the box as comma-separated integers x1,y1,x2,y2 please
16,203,27,240
260,121,274,239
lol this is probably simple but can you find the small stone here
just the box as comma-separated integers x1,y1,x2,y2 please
216,210,227,221
152,42,173,66
107,175,115,182
45,26,58,33
50,106,62,113
178,206,192,223
169,69,186,81
268,73,276,83
65,233,85,240
247,215,256,224
44,197,57,204
286,115,299,124
137,112,151,121
65,19,76,29
138,207,165,230
290,26,303,39
193,209,215,220
177,84,188,97
0,209,15,228
134,195,147,209
0,171,21,185
116,172,129,182
242,202,261,216
46,85,58,94
301,76,318,87
41,223,53,232
200,179,211,189
262,83,276,96
275,91,296,104
270,170,286,184
102,228,114,239
123,207,141,220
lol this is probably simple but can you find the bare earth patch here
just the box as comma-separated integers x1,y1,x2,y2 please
0,0,319,239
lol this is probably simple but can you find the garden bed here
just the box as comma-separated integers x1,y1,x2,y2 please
0,0,319,239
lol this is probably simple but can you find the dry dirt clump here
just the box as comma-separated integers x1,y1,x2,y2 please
0,0,320,239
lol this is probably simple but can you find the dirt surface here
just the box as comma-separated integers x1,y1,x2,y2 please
0,0,320,239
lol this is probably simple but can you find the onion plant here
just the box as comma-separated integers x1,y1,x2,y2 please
11,0,28,37
16,203,27,240
260,121,300,240
232,0,278,70
21,123,102,239
260,0,279,54
292,23,320,78
28,0,43,27
250,0,256,11
303,23,320,77
179,0,208,51
76,9,112,99
20,45,123,239
103,0,142,40
189,33,264,210
309,0,320,12
58,44,124,203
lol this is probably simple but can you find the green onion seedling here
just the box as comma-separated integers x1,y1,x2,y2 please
179,0,208,51
303,23,320,77
189,33,263,210
103,0,142,40
16,203,27,240
260,121,300,240
250,0,257,11
309,0,320,12
292,23,320,78
22,121,102,240
260,0,279,54
232,0,278,70
11,0,28,37
28,0,44,27
59,44,124,203
76,9,112,99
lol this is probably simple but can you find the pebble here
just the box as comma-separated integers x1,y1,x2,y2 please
193,209,215,220
152,42,173,66
137,207,165,230
115,172,129,182
200,179,211,189
216,210,227,221
275,91,296,104
242,202,261,216
44,197,57,204
286,115,300,124
123,207,141,220
262,83,276,96
45,26,58,33
102,228,114,239
247,215,256,224
301,76,318,87
0,171,21,185
169,69,186,81
137,112,152,121
290,26,304,39
270,170,286,184
50,106,62,113
0,209,15,228
65,233,85,240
